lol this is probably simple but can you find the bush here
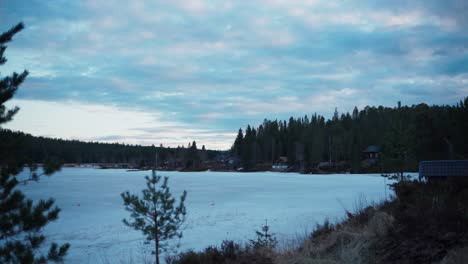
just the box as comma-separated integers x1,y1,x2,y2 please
166,240,274,264
372,178,468,263
310,218,335,240
249,220,278,250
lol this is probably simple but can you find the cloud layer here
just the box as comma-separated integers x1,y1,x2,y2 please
1,0,467,149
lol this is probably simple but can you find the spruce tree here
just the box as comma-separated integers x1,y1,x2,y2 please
121,170,187,264
191,141,197,150
0,23,69,263
232,128,243,157
249,220,278,250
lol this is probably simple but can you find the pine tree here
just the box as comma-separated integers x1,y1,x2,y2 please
185,140,199,169
200,145,207,162
352,106,359,120
240,126,252,169
249,220,278,250
381,103,414,180
0,23,26,124
332,107,339,122
191,141,197,150
0,23,69,263
121,170,187,264
232,128,243,157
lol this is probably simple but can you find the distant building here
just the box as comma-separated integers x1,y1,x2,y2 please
317,161,333,170
419,160,468,181
277,156,288,164
227,157,240,170
272,156,288,170
363,145,380,160
228,157,239,165
165,158,184,169
214,152,230,162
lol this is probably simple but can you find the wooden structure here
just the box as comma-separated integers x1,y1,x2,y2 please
272,156,288,171
363,145,380,160
419,160,468,181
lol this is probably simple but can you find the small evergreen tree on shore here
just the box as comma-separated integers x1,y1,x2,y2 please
0,22,69,263
121,170,187,264
249,220,278,250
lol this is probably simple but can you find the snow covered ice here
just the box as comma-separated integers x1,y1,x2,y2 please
19,168,397,263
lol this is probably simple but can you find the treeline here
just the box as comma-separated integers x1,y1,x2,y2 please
0,129,221,168
231,97,468,172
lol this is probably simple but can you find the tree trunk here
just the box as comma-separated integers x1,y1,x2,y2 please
154,209,160,264
155,235,159,264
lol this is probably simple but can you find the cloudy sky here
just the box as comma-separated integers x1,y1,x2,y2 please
1,0,467,149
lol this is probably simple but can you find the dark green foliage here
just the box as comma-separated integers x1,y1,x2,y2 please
121,170,187,264
232,129,243,158
231,99,468,173
166,240,274,264
249,220,278,250
0,166,70,263
0,23,69,263
168,222,277,264
0,23,27,125
185,141,200,169
0,129,221,168
379,105,415,176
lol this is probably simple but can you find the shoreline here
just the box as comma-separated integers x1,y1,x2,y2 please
57,164,416,175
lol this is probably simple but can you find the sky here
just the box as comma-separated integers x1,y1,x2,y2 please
1,0,467,150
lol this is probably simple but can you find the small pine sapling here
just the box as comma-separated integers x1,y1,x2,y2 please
121,170,187,264
249,219,278,250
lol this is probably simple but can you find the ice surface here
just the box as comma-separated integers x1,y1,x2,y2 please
18,168,401,263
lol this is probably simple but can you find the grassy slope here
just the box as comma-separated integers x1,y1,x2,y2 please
277,179,468,264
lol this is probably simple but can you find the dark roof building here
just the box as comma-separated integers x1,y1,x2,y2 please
419,160,468,179
363,145,380,160
363,145,381,153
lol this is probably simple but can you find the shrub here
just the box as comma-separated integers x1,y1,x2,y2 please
249,220,278,250
166,240,274,264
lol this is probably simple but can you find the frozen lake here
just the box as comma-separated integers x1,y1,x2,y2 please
19,168,393,263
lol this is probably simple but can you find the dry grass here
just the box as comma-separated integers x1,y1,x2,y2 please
274,201,396,264
275,179,468,264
